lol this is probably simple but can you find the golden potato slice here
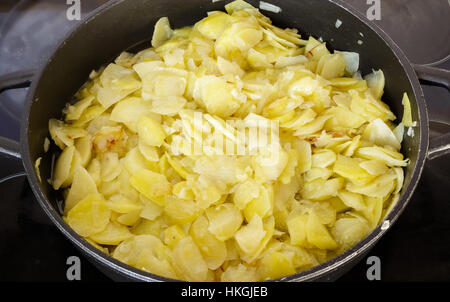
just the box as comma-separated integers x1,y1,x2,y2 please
99,179,121,198
301,178,344,201
53,146,76,190
164,195,202,224
172,236,209,281
233,180,260,210
327,196,350,213
130,169,171,205
346,173,396,198
151,96,187,116
225,0,255,14
337,190,366,211
281,244,315,270
131,218,164,237
293,115,332,137
311,201,336,226
332,216,371,251
287,213,308,247
235,214,266,256
113,234,177,279
66,194,111,237
252,144,289,182
193,75,241,118
97,64,141,109
361,196,384,228
304,167,332,182
100,152,122,182
221,263,259,282
163,225,186,248
49,119,87,149
123,147,157,175
106,194,143,214
64,165,98,214
90,222,132,245
74,136,92,167
190,216,227,270
152,17,173,48
87,158,101,186
137,115,166,147
173,181,195,200
259,251,296,280
139,195,163,221
239,216,275,263
317,53,346,79
311,149,337,168
196,11,232,40
72,105,107,128
217,56,245,77
206,203,243,241
355,146,408,167
359,159,389,176
349,90,395,122
333,154,374,183
293,139,312,173
64,95,95,122
110,97,158,133
117,210,141,226
324,107,366,131
306,211,337,250
243,185,273,222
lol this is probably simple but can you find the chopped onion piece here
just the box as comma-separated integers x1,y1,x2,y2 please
362,118,401,150
259,1,282,13
337,51,360,74
393,123,405,144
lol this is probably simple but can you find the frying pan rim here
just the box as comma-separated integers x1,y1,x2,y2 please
19,0,429,282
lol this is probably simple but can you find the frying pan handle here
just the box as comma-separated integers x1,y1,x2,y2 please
428,133,450,160
413,64,450,91
0,70,35,158
0,137,21,159
413,64,450,159
0,69,35,94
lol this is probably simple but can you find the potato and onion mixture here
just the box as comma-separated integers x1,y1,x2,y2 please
48,0,410,281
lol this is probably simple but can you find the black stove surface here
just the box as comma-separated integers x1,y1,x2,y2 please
0,0,449,282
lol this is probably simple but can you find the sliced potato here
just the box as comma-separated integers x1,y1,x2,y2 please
65,166,98,214
130,169,171,204
190,216,227,270
49,0,409,282
152,17,173,48
206,203,243,241
66,194,111,237
172,236,209,281
89,222,132,245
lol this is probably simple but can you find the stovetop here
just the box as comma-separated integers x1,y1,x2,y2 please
0,0,449,282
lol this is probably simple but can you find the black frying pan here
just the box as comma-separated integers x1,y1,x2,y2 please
0,0,449,281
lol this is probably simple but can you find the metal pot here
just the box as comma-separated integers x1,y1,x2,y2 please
0,0,449,281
